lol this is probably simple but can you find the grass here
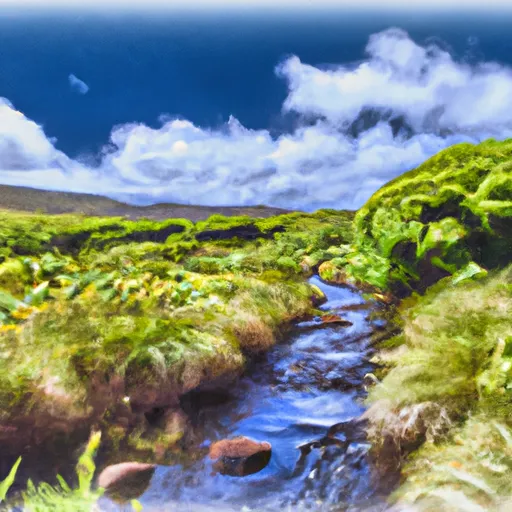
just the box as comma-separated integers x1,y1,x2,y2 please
0,205,353,472
1,139,511,509
395,416,512,511
365,265,512,509
0,457,21,504
0,430,143,511
369,266,511,411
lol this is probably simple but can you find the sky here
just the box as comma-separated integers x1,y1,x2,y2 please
2,1,512,209
3,27,512,209
1,0,512,11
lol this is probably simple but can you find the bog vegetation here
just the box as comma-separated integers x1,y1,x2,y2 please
0,138,511,510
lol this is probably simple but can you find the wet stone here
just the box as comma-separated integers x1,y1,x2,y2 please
97,462,156,501
209,436,272,477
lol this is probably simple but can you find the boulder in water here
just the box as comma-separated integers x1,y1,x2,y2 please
309,284,327,306
209,436,271,476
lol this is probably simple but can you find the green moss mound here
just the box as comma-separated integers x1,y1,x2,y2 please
340,139,512,294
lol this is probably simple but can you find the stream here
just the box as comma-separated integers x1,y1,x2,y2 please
101,277,391,511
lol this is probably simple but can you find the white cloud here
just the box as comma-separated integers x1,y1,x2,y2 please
280,29,512,136
68,74,89,95
0,99,70,170
1,28,512,210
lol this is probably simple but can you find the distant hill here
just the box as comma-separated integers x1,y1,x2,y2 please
0,185,290,221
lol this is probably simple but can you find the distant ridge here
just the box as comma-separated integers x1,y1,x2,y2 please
0,185,290,221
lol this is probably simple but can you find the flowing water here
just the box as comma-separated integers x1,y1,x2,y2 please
101,277,391,511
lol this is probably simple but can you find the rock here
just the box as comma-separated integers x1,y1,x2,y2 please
97,462,156,490
363,372,380,391
318,261,352,286
209,436,272,476
320,313,353,327
309,284,327,306
297,312,353,332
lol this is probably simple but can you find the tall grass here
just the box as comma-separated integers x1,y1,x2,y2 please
0,457,21,504
366,265,512,509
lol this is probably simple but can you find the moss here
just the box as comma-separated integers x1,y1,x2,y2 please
194,214,255,233
0,210,194,259
342,139,512,293
0,259,33,297
184,256,226,274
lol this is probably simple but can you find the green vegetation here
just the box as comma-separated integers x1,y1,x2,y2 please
364,236,511,508
1,431,142,511
1,138,512,510
0,205,353,482
322,139,512,294
19,431,104,512
315,139,512,510
368,266,511,415
396,416,512,511
0,457,21,504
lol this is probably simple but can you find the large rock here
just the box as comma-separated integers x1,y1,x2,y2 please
209,436,272,477
309,284,327,306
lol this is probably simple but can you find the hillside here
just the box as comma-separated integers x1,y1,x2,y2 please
319,138,512,295
0,185,289,221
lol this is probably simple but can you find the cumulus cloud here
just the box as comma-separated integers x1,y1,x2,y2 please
1,28,512,210
0,99,71,171
279,28,512,135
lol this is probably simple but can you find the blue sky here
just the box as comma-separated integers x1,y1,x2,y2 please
2,0,512,209
2,25,512,209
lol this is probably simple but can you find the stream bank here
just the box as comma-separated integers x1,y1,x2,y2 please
100,277,396,511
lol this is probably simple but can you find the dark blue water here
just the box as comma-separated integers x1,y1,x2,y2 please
2,9,512,158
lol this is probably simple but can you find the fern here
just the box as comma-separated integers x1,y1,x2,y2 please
18,431,142,511
22,431,103,512
0,456,21,503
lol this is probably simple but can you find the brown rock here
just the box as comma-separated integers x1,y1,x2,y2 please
320,313,353,327
97,462,156,490
209,436,272,477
